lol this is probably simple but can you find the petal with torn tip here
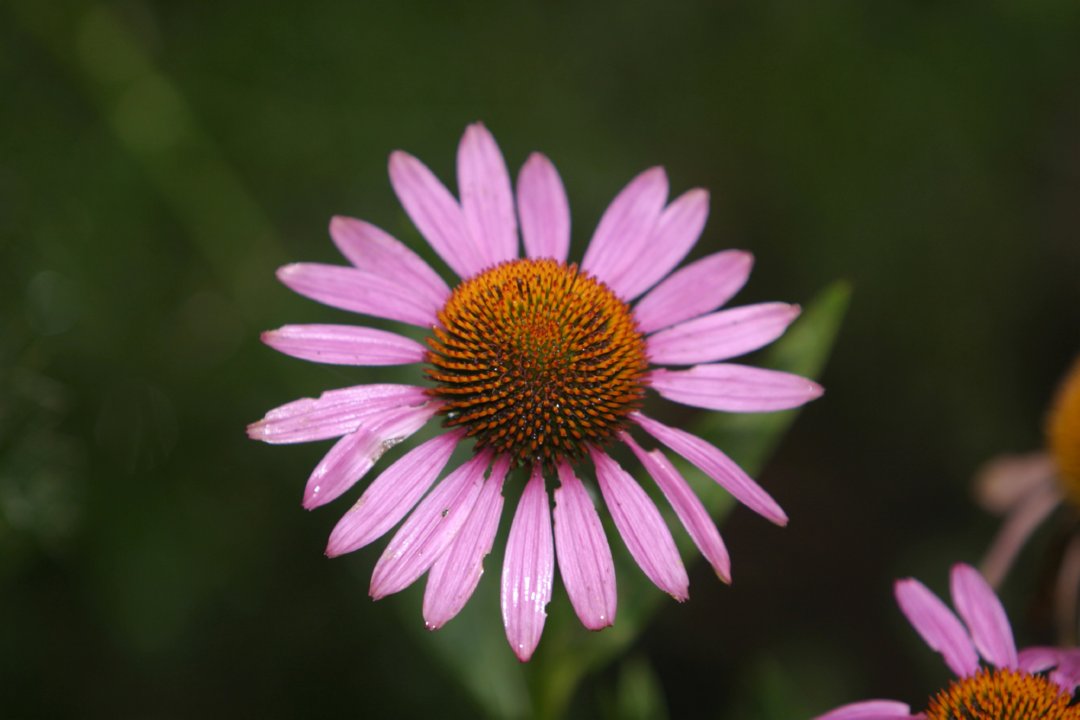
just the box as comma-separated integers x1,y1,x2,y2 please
649,364,823,413
325,431,462,557
424,457,510,630
553,462,617,630
369,452,489,599
501,467,554,661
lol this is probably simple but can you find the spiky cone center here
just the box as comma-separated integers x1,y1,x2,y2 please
425,258,648,465
1048,357,1080,506
925,668,1080,720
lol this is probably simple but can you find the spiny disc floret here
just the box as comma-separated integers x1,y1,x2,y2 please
426,258,647,464
926,668,1080,720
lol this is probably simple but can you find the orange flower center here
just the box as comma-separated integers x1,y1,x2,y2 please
925,668,1080,720
1048,357,1080,505
425,258,648,464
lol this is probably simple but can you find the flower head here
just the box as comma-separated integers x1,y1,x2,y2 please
248,123,822,660
815,563,1080,720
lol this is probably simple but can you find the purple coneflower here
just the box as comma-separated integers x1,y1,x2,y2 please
815,563,1080,720
248,123,822,660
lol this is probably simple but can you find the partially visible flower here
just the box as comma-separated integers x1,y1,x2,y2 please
974,354,1080,640
815,563,1080,720
249,123,823,660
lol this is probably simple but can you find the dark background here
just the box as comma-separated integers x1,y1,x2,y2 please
3,1,1080,717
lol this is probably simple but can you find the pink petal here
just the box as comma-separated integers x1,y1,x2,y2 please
423,457,511,630
949,563,1018,669
614,188,710,301
457,123,518,267
369,452,490,599
591,448,688,600
622,434,731,583
813,699,916,720
389,150,483,280
632,413,788,526
262,324,426,366
553,461,617,630
517,152,570,263
501,466,554,661
328,216,450,308
649,364,824,413
647,303,801,366
325,431,462,557
581,167,668,292
974,451,1056,515
1019,647,1080,693
248,384,431,445
980,481,1062,587
302,402,437,509
633,250,754,334
894,577,979,677
276,263,438,327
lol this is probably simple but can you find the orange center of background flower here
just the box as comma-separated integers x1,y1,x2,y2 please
925,668,1080,720
425,258,648,464
1048,357,1080,505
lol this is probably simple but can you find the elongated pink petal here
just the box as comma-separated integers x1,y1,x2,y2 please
423,457,510,630
647,303,801,366
980,481,1062,587
614,188,710,301
633,413,788,526
592,449,688,600
950,564,1017,669
370,452,489,599
553,461,617,629
303,402,437,509
581,167,668,291
1019,647,1080,693
248,384,431,444
277,263,438,327
813,699,916,720
262,324,426,366
457,123,518,267
517,152,570,263
622,434,730,583
894,577,979,677
328,216,450,308
649,364,824,413
633,250,754,334
325,431,462,557
501,466,554,661
389,150,483,280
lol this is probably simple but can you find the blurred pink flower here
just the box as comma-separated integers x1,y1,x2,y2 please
815,563,1080,720
248,123,822,661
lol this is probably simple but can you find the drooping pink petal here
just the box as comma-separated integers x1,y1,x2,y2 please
553,461,617,630
325,430,463,557
517,152,570,263
302,402,437,509
632,413,788,526
949,563,1018,669
501,466,554,662
980,481,1063,587
894,577,979,678
389,150,484,280
613,188,710,301
369,452,490,599
812,699,916,720
647,303,801,366
328,216,450,308
262,324,427,366
622,434,731,583
276,263,439,327
591,449,688,600
581,167,668,292
633,250,754,334
423,457,510,630
457,123,518,267
649,364,824,413
247,384,431,444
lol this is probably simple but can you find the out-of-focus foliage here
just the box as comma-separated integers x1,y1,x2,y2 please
2,1,1079,718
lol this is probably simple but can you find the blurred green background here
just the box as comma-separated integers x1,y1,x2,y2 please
3,1,1080,718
